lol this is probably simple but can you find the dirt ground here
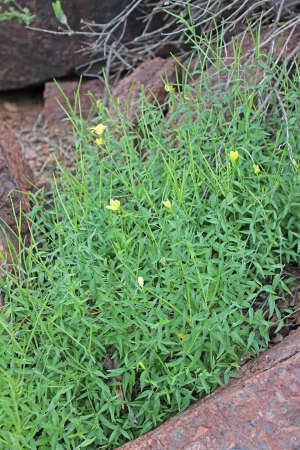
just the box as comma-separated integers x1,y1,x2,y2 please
0,85,44,127
0,85,77,186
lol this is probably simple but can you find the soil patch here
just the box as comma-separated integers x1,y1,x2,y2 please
0,83,77,186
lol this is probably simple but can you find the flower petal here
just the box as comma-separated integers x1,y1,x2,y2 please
106,199,120,211
229,151,239,162
90,123,106,135
162,199,172,209
177,332,185,339
253,164,260,175
164,84,174,93
95,136,103,145
138,276,144,288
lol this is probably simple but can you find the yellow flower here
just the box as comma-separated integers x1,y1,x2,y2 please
177,332,185,339
162,199,172,209
229,151,239,162
164,84,174,93
253,164,261,175
138,361,146,370
292,159,298,169
106,199,120,211
138,276,144,289
95,136,103,146
90,123,106,135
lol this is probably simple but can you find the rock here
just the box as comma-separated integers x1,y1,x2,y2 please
108,57,179,126
118,328,300,449
0,0,144,91
43,79,105,124
0,119,34,273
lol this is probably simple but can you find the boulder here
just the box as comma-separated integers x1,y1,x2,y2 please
0,0,143,91
43,78,105,124
108,57,179,127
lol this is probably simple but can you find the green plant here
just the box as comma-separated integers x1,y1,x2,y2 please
0,25,299,450
0,0,34,25
52,1,68,26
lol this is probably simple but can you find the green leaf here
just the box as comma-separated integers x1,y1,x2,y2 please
52,1,68,25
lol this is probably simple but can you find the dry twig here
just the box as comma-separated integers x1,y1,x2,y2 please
26,0,300,94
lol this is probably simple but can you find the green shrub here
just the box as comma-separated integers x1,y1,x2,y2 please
0,0,34,25
0,28,299,449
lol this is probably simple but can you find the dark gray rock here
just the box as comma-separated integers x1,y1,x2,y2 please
0,0,142,90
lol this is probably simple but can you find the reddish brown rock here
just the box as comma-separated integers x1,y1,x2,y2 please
43,79,105,124
118,329,300,449
0,119,34,274
108,57,179,126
